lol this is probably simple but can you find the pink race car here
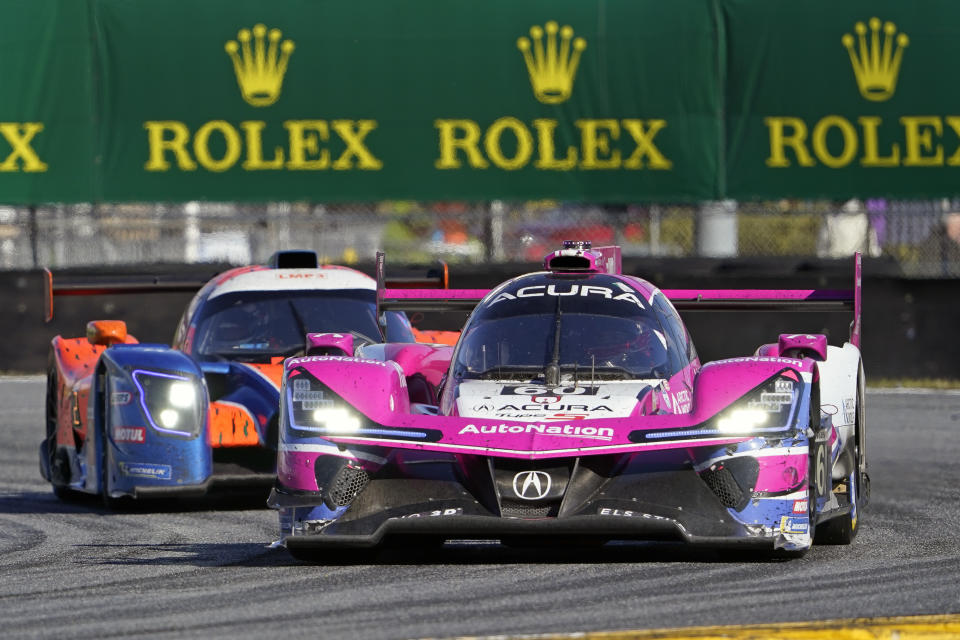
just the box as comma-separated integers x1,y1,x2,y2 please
270,241,867,559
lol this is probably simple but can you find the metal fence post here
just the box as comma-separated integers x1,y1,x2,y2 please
28,206,38,268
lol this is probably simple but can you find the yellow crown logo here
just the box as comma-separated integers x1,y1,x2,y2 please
517,21,586,104
842,17,908,102
225,24,295,107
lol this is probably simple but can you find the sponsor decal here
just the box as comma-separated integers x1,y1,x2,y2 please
399,508,463,518
113,426,146,443
670,389,692,413
501,385,598,396
458,423,614,441
531,395,561,404
110,392,132,406
119,462,172,480
486,284,645,309
792,499,808,514
765,19,960,173
598,508,672,522
0,122,47,173
843,397,856,424
290,355,390,368
719,356,804,366
145,24,381,175
517,21,586,105
779,515,809,535
435,23,671,174
813,442,829,498
544,413,589,421
513,470,552,500
492,404,612,412
225,24,295,107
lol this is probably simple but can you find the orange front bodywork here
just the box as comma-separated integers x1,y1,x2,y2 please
51,332,138,447
242,360,285,388
208,401,261,447
207,361,282,447
412,328,461,346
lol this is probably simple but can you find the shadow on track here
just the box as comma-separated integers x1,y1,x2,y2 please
0,488,269,515
68,538,802,569
71,542,286,568
290,541,803,566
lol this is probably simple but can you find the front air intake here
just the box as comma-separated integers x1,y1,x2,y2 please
699,456,759,512
499,501,557,518
324,464,369,507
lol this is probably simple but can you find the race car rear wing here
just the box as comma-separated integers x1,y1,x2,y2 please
377,251,862,348
662,252,862,348
43,269,207,322
44,251,452,323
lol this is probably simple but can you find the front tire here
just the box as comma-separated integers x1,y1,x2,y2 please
815,365,865,545
46,355,76,501
99,374,129,510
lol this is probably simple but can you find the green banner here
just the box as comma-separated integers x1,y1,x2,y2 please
97,0,721,202
724,0,960,199
0,0,95,203
4,0,960,204
1,0,722,204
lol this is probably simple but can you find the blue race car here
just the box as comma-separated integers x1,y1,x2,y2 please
39,250,422,506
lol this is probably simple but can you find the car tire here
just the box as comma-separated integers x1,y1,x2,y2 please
814,365,865,545
46,355,76,501
99,376,129,511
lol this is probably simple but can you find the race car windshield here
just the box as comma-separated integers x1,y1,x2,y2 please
193,289,413,361
453,278,671,381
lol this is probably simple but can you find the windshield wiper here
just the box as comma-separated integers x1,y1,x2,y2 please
288,300,308,344
544,295,562,386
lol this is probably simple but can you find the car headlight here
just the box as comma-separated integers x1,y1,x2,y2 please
132,370,203,436
716,408,768,433
287,375,363,435
714,375,799,435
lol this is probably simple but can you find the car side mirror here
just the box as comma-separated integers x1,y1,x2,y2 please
86,320,128,346
305,332,354,357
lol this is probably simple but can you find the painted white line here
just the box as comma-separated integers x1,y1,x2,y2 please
0,375,45,383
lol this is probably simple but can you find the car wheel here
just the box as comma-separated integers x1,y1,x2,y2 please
46,355,75,501
814,365,865,545
99,378,128,510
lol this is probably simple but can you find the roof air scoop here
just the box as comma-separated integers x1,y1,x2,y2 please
268,250,319,269
544,240,622,274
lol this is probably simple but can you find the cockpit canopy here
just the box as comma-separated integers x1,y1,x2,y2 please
452,272,695,381
191,289,414,362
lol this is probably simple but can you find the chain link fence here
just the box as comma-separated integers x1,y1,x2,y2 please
2,199,959,276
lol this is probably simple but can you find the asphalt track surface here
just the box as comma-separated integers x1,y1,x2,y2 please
1,376,959,639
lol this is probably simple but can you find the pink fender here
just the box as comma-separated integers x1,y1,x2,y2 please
692,356,814,417
379,343,452,387
286,356,411,422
